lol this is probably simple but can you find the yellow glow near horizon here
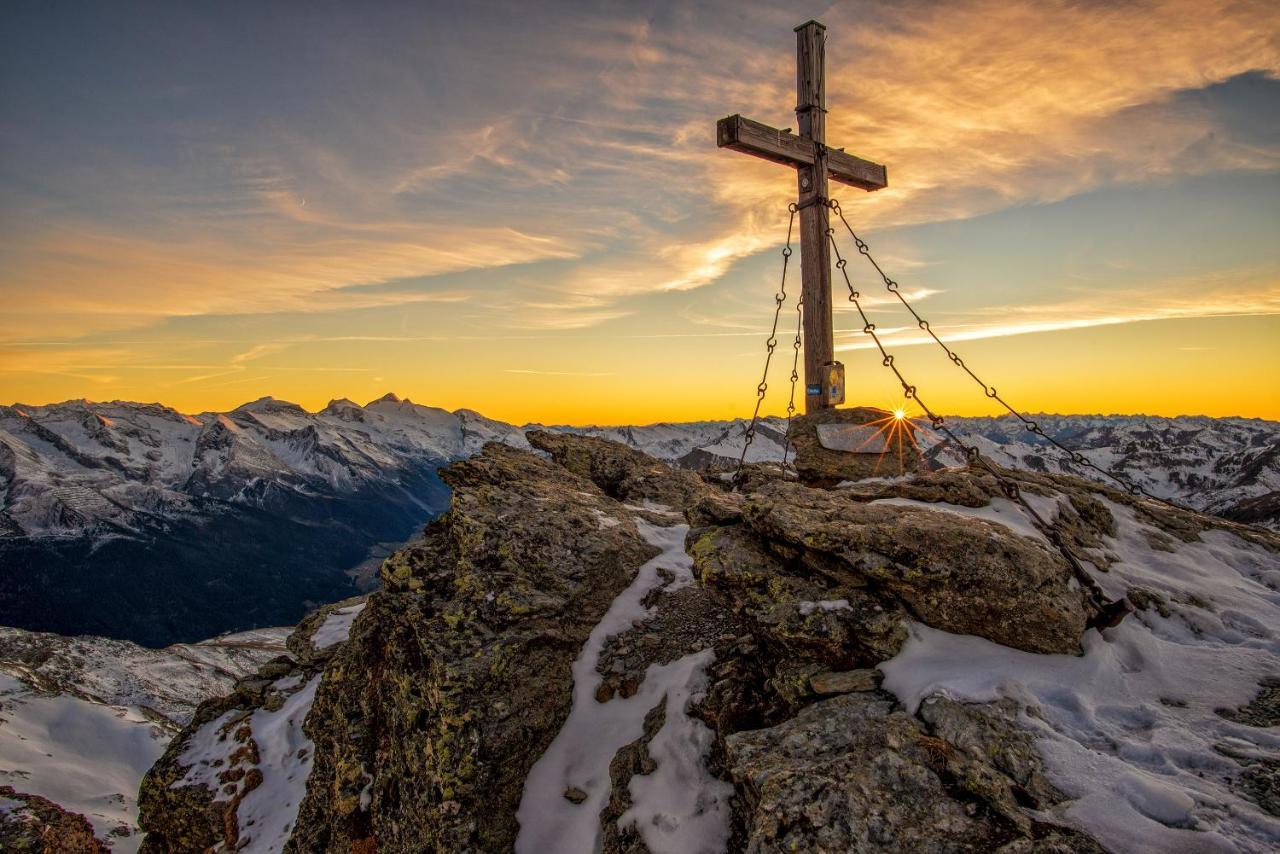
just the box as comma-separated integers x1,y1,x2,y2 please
2,0,1278,423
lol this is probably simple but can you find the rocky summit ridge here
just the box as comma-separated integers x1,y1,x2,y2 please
133,430,1280,853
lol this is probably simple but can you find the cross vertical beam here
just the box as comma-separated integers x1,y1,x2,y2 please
716,20,887,415
794,20,832,414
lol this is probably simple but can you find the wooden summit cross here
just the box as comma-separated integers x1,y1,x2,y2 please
717,20,887,414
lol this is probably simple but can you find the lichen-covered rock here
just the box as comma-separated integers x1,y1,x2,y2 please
725,692,1008,852
690,473,1092,661
688,521,910,671
137,654,318,853
138,597,366,853
741,481,1091,654
285,441,661,853
527,429,708,511
0,787,109,853
725,693,1102,854
917,697,1066,836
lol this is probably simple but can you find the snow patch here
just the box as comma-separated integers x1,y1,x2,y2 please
591,508,621,529
311,602,366,650
0,673,166,852
176,674,322,853
618,659,735,853
623,501,682,518
514,520,731,854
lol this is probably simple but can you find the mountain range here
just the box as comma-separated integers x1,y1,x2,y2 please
2,395,1276,645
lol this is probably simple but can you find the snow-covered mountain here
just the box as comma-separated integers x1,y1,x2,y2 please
0,394,520,538
0,623,290,850
931,414,1280,527
2,397,1276,646
0,395,518,646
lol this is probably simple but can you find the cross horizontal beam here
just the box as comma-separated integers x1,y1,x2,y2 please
716,114,887,192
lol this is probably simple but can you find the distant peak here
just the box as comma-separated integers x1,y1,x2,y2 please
324,398,361,411
234,396,306,414
367,392,408,406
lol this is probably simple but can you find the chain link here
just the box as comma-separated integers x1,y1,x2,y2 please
828,199,1183,512
735,204,798,484
825,224,1120,620
782,290,804,466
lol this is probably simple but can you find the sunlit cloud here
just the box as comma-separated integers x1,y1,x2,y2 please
835,273,1280,351
1,0,1277,418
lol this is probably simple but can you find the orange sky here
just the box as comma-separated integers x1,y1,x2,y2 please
2,0,1278,423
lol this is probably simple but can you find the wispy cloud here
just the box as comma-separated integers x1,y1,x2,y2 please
1,0,1277,413
835,272,1280,351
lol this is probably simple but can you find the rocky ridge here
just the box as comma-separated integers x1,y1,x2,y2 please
137,430,1280,852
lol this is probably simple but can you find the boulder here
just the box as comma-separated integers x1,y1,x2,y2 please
742,481,1091,654
724,693,1099,853
286,441,661,853
526,429,708,512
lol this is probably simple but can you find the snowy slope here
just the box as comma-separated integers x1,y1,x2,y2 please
0,624,289,850
881,492,1280,852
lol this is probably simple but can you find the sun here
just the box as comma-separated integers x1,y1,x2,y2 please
893,407,906,421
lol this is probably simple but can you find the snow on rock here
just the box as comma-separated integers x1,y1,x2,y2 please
618,659,735,854
880,495,1280,853
798,599,852,616
176,673,322,853
871,495,1052,545
0,673,166,852
0,622,290,849
310,602,367,650
514,520,731,854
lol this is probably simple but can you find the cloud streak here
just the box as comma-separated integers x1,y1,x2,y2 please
1,0,1277,416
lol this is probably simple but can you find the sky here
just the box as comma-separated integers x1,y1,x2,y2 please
2,0,1278,424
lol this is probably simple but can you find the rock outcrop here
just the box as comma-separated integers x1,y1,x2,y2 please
692,478,1093,657
136,431,1280,853
0,787,108,853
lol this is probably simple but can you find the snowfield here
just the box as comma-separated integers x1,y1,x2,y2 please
882,496,1280,853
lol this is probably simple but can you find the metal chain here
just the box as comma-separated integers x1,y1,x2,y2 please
828,199,1179,511
735,204,798,483
826,225,1120,620
782,291,804,466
